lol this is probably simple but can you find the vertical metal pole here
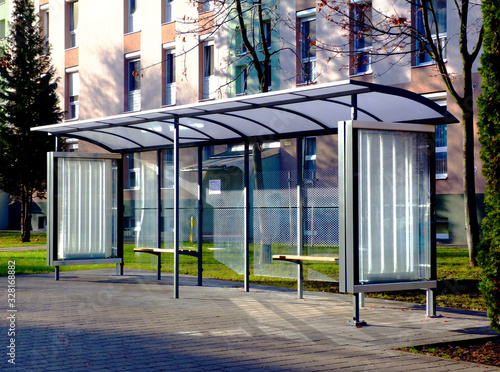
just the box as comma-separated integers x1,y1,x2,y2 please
426,288,437,317
173,118,180,298
350,96,361,323
297,137,304,299
197,146,203,287
244,142,250,292
351,94,358,121
157,150,162,280
55,266,59,281
117,155,124,276
353,293,360,323
428,128,437,318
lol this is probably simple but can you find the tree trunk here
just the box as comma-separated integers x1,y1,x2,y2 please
20,188,32,243
462,107,479,268
253,142,272,264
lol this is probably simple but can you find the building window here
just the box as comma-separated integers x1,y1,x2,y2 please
201,0,213,13
352,1,372,75
299,13,316,84
67,0,78,49
202,40,214,100
127,58,141,112
424,92,447,178
125,153,140,189
304,137,316,180
40,7,49,53
263,20,272,49
236,28,247,55
435,124,447,178
236,65,248,95
162,149,174,189
127,0,140,33
415,0,447,66
67,71,79,120
164,48,176,105
164,0,174,24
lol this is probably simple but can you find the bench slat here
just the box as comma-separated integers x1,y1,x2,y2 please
134,248,198,256
272,255,339,262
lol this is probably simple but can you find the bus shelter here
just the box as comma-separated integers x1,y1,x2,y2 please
33,80,457,324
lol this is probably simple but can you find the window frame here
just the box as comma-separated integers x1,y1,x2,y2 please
126,57,142,112
164,47,176,106
414,0,447,66
351,0,372,75
304,136,317,181
164,0,175,24
298,12,317,84
67,0,78,49
67,70,79,120
202,40,215,100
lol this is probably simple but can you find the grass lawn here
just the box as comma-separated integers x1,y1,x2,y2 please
0,231,47,247
0,232,485,311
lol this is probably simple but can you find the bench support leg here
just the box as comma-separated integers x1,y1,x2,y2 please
55,266,59,281
347,293,367,327
157,253,161,280
426,288,437,318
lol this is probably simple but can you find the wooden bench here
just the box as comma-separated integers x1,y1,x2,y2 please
272,255,339,264
134,248,199,280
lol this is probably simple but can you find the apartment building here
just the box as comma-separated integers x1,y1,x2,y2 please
28,0,484,245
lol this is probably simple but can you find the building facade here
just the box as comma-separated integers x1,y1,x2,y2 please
28,0,484,245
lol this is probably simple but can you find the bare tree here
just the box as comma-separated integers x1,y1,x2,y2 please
318,0,483,267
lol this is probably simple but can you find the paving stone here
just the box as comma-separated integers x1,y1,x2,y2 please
1,268,499,371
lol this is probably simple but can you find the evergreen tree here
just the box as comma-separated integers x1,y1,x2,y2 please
0,0,63,242
477,0,500,332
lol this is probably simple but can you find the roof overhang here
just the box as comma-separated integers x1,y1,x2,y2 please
32,80,458,153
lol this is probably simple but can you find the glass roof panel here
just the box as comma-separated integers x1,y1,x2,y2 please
279,101,351,129
240,108,325,133
98,127,172,147
202,113,275,136
178,117,247,140
357,92,442,123
71,131,142,151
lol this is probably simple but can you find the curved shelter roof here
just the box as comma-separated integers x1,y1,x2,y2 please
32,80,458,153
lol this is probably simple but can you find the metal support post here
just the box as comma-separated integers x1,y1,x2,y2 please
244,142,250,292
197,146,203,287
55,266,59,281
173,118,180,299
297,138,304,299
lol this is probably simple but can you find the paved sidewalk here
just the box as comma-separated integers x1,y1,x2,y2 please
1,268,499,371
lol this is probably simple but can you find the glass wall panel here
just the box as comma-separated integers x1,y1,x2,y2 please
357,129,431,283
123,151,159,267
57,157,118,260
201,144,245,275
161,147,199,271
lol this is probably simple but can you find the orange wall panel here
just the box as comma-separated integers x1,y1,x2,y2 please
199,11,214,35
124,31,141,54
161,23,176,44
65,47,79,69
